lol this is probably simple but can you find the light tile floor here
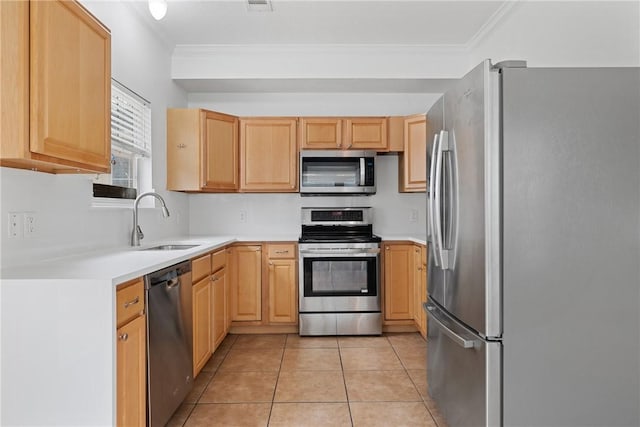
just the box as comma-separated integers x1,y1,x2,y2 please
168,333,448,427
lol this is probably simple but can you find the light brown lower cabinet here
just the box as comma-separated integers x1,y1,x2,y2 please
211,267,227,350
268,258,297,323
413,244,428,338
192,276,212,377
229,244,262,321
383,243,415,321
383,242,428,335
116,278,146,427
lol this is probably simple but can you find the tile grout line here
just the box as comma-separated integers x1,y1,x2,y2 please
337,337,356,427
265,335,288,426
392,338,441,427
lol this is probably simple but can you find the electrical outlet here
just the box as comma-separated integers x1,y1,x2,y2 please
239,210,248,223
410,209,419,223
8,212,23,238
23,212,36,238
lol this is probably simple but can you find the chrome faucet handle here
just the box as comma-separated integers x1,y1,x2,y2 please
137,225,144,241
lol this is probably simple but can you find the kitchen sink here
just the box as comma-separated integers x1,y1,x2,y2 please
141,244,199,251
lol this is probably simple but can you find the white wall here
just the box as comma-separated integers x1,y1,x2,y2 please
0,1,189,268
469,1,640,67
189,155,426,238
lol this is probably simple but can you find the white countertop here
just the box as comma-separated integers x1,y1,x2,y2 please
0,236,237,284
379,234,427,246
0,233,424,285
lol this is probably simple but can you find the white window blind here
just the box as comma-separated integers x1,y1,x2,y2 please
111,79,151,158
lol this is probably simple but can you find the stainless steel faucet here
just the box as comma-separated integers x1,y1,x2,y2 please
131,191,170,246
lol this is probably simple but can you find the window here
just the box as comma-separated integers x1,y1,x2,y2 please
93,80,152,201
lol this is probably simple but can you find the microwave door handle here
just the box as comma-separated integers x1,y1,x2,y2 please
360,157,365,186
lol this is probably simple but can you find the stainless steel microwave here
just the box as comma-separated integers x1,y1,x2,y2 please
299,150,376,195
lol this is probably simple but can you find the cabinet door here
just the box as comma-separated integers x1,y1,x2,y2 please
211,268,227,351
167,109,201,191
268,259,297,323
420,246,428,338
202,111,238,190
192,277,212,377
230,245,262,321
400,114,427,192
116,315,146,427
30,0,111,172
299,118,342,149
413,244,427,336
344,118,388,151
384,244,414,320
239,118,297,192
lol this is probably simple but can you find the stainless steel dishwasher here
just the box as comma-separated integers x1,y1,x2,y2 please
145,261,193,427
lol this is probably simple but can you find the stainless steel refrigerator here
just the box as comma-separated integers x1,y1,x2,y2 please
425,60,640,427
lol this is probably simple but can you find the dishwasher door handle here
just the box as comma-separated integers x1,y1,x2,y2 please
166,277,180,289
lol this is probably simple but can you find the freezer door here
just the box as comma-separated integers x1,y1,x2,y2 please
426,300,501,427
429,59,501,338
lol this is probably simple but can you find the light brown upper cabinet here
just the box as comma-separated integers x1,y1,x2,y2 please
0,0,111,174
300,117,389,151
345,118,388,151
299,118,344,149
398,114,427,192
239,118,298,192
167,109,239,192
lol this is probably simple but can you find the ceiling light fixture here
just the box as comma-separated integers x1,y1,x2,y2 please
148,0,168,20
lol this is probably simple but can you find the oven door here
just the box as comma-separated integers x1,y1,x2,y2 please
299,244,380,312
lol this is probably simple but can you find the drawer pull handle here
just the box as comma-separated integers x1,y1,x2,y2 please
123,296,139,308
119,333,129,341
274,250,289,254
177,143,187,149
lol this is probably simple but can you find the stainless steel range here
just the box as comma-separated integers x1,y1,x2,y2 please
298,207,382,336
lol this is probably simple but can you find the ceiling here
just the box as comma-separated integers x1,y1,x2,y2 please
130,0,507,46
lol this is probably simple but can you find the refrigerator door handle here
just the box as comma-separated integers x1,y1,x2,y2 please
434,130,449,269
428,133,440,267
425,301,479,349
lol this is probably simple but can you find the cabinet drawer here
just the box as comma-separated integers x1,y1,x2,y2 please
192,253,212,282
211,249,226,273
116,278,145,328
267,243,296,259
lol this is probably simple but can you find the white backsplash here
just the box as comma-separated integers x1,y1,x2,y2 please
189,155,426,238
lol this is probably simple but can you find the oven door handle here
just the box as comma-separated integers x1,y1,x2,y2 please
299,248,381,255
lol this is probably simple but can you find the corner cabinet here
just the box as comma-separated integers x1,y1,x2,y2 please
399,114,427,192
115,278,146,427
0,0,111,174
239,118,298,192
167,109,239,192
